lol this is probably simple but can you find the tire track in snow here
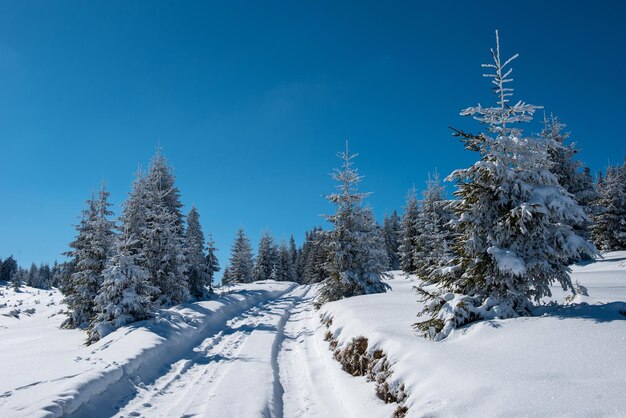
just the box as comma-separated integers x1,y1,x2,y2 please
112,286,309,418
278,286,353,418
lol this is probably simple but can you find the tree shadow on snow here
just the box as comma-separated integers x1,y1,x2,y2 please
534,301,626,323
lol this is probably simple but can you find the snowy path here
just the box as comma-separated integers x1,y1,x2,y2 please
278,287,352,418
64,284,370,418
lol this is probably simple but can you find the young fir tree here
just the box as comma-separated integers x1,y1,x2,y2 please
225,228,255,283
87,232,158,344
221,266,233,286
382,210,401,270
398,187,420,274
185,206,211,299
416,31,596,340
62,184,116,329
205,234,220,293
254,231,278,282
414,172,453,279
592,162,626,250
317,143,389,305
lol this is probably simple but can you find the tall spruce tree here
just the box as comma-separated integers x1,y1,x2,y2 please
225,228,255,283
303,227,328,284
399,187,420,274
141,152,190,306
416,31,596,340
592,162,626,250
288,235,298,278
382,211,401,270
254,231,278,282
414,172,453,279
317,143,389,304
185,206,211,299
62,184,116,329
273,241,298,282
205,234,220,293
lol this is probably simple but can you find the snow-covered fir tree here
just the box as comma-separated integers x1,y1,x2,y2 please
317,143,389,305
398,187,420,274
87,232,159,344
225,228,255,283
273,241,298,282
11,269,23,291
62,184,116,329
117,152,189,307
382,210,401,270
185,206,211,299
205,234,219,293
0,256,17,281
26,263,39,288
542,114,599,239
416,31,596,340
254,231,278,282
592,162,626,250
302,227,328,284
414,172,454,279
288,235,298,279
221,266,233,286
141,151,189,306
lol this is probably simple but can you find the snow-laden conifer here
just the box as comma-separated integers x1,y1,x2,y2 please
317,143,389,305
542,115,599,239
88,232,158,344
273,241,298,282
399,187,420,274
254,231,278,282
592,162,626,250
383,210,401,270
205,234,220,293
414,172,454,279
416,31,596,340
185,206,211,299
62,184,116,329
225,228,255,283
136,152,190,306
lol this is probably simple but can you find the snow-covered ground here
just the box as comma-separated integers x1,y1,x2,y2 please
0,280,390,418
1,253,624,417
320,251,626,417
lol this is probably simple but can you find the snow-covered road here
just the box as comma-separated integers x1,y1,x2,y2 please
66,285,368,418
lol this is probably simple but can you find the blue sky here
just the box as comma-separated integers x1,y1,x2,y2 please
1,1,624,269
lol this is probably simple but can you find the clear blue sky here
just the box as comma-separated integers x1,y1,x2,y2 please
1,1,624,269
